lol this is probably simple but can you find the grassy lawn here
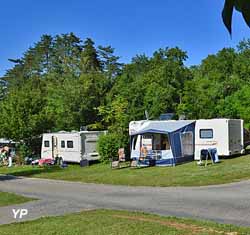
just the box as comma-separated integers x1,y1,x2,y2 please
0,209,249,235
1,155,250,187
0,192,34,207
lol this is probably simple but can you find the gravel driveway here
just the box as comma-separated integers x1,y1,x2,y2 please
0,175,250,226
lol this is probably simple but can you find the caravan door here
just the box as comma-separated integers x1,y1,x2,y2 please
51,136,58,158
181,132,194,156
41,134,53,159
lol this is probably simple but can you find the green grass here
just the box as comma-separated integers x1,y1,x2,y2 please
1,155,250,187
0,192,34,207
0,209,249,235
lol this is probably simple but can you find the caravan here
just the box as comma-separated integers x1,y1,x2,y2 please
194,119,244,160
41,131,106,163
129,119,245,166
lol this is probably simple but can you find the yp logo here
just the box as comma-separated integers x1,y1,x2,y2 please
12,209,28,219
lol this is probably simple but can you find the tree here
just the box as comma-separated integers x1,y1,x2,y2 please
218,85,250,128
0,34,116,143
178,40,250,125
80,38,101,73
98,45,123,81
0,78,49,142
0,80,7,100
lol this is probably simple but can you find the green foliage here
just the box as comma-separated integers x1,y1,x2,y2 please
16,143,32,164
0,33,120,145
97,133,127,163
178,43,250,126
2,32,250,149
218,85,250,128
81,38,101,73
98,96,129,133
0,78,48,141
105,47,190,124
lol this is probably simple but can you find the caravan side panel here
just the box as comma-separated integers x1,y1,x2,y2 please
195,119,229,160
58,133,81,163
195,119,244,160
41,133,82,163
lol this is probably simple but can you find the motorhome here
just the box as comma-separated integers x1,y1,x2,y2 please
41,131,106,163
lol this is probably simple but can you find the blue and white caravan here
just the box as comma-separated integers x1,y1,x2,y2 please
129,120,195,166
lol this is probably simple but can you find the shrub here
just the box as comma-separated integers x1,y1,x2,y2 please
16,143,31,165
97,133,128,163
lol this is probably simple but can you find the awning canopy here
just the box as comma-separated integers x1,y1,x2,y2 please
131,120,195,136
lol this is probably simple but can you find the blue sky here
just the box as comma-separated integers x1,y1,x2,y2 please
1,0,250,76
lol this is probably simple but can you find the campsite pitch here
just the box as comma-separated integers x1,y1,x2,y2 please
0,192,34,207
1,155,250,187
0,209,249,235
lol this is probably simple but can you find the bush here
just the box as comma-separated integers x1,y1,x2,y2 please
16,143,31,165
97,133,128,163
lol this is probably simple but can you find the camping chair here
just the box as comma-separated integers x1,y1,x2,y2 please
131,147,155,168
111,148,129,169
131,146,147,168
200,148,219,167
200,149,213,167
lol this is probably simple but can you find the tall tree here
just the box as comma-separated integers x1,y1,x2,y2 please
98,45,123,80
80,38,101,73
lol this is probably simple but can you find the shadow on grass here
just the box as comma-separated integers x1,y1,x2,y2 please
0,165,63,181
219,154,245,160
0,175,19,181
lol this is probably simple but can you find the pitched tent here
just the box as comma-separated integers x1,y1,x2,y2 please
129,120,195,166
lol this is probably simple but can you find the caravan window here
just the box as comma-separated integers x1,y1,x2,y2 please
142,134,153,150
152,134,170,150
140,134,170,151
61,141,65,148
181,132,194,156
200,129,213,139
44,141,50,147
67,141,74,148
160,134,170,150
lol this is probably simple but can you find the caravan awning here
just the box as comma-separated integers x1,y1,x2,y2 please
131,120,195,135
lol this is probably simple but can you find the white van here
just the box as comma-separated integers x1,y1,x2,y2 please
41,131,106,163
194,119,244,160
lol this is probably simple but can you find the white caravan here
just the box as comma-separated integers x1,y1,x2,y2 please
129,119,245,162
41,131,106,163
194,119,244,160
